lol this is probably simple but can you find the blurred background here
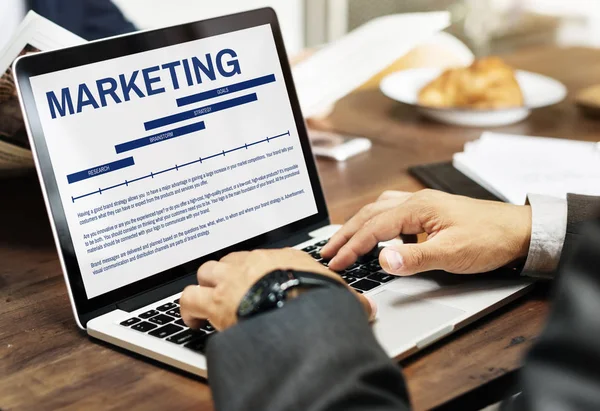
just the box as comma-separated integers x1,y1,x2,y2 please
112,0,600,56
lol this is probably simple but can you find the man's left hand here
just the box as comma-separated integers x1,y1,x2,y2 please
180,248,376,331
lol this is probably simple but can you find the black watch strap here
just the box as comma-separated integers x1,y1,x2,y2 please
291,270,345,288
237,270,344,320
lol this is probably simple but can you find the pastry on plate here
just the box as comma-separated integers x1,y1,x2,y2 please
575,84,600,118
418,57,524,109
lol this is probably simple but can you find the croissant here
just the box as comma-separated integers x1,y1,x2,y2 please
418,57,524,109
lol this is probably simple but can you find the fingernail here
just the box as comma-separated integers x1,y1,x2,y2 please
367,297,378,321
328,256,338,267
383,248,404,271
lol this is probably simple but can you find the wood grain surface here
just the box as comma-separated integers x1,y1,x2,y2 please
2,46,600,411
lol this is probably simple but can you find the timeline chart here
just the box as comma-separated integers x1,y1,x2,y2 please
71,130,291,202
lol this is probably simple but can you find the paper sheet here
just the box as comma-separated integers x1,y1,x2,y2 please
453,132,600,204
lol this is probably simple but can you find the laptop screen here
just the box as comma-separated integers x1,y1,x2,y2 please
27,24,319,299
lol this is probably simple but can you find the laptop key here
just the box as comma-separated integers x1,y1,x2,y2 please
166,307,181,318
345,263,361,271
131,321,158,332
148,314,174,325
341,275,356,285
174,299,180,304
309,251,321,260
199,320,215,332
302,245,318,253
357,247,382,264
156,302,177,312
149,324,183,339
346,268,370,279
167,328,206,345
368,272,395,283
139,309,159,319
175,319,187,327
365,261,382,272
315,240,328,247
185,332,214,353
120,317,141,327
351,279,380,292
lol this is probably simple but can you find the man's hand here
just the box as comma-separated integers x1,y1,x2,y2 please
180,248,375,331
321,189,532,276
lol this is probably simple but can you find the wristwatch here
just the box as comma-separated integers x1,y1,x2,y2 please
237,269,344,320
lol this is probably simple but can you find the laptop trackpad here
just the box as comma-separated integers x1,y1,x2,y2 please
370,290,466,356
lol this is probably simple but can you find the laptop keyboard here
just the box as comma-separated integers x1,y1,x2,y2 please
121,298,216,353
305,239,390,294
119,238,391,352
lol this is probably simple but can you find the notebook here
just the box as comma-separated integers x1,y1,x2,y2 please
452,132,600,204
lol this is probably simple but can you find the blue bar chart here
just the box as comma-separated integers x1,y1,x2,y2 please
66,72,280,202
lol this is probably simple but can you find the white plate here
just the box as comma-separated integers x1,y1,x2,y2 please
380,68,567,127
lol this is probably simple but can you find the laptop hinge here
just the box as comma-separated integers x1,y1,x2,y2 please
117,273,197,313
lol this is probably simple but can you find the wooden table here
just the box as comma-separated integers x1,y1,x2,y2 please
2,46,600,411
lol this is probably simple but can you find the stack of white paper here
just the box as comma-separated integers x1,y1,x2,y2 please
453,132,600,204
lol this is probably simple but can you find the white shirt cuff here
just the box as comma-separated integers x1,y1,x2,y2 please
522,194,567,279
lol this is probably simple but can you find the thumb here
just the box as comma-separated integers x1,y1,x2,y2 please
379,242,444,276
353,290,377,322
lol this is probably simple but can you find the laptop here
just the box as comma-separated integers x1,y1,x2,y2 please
14,8,533,378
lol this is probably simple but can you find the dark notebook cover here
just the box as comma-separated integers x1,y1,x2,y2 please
409,162,502,202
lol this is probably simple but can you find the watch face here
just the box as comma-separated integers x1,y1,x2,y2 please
238,278,270,317
238,270,294,318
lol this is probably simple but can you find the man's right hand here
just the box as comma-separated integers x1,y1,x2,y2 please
321,190,532,276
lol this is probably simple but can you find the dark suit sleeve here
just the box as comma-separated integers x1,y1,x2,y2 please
562,194,600,258
502,217,600,411
82,0,136,40
206,288,410,411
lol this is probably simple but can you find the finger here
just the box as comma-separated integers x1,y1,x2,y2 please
179,285,215,329
197,261,232,288
197,260,220,287
379,240,445,276
321,199,408,260
353,291,377,322
377,191,412,202
329,205,424,271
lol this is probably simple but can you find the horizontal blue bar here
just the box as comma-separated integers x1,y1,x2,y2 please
176,74,276,107
144,93,258,131
67,157,135,184
116,121,206,154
